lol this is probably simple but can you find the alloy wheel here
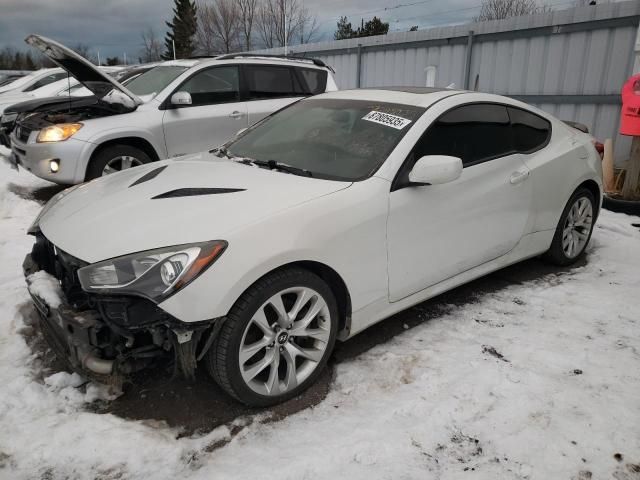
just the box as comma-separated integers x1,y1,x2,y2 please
238,287,331,397
562,196,593,259
102,155,143,175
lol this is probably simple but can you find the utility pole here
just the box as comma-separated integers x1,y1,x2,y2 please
284,12,288,55
172,40,176,60
123,52,127,66
97,50,101,66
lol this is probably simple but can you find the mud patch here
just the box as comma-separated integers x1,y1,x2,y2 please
482,345,510,362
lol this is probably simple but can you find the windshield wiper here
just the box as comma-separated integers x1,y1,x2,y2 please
210,146,231,158
250,159,314,177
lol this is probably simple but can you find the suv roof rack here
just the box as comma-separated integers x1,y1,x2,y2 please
215,53,334,72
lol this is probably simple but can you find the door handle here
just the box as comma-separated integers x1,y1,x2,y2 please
510,170,530,185
229,111,245,119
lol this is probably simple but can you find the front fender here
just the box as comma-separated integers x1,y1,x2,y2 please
73,128,167,181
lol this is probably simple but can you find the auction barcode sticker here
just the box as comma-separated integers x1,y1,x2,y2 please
362,111,412,130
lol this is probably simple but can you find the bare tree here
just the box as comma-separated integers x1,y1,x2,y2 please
474,0,550,21
197,0,241,54
298,6,319,44
141,27,163,62
73,43,97,63
257,0,319,49
197,2,219,54
238,0,258,51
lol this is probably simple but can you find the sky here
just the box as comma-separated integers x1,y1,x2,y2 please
0,0,482,62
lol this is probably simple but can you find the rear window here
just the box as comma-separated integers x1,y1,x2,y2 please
246,65,297,99
508,107,551,153
296,68,327,95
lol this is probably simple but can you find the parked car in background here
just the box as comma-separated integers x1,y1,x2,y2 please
0,73,26,88
9,35,337,184
24,87,602,406
0,68,67,96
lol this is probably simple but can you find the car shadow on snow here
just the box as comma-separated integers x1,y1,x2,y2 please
8,182,66,205
20,254,586,437
17,182,587,437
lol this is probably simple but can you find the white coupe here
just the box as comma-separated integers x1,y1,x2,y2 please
24,87,602,406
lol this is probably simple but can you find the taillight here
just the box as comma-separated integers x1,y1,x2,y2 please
592,140,604,160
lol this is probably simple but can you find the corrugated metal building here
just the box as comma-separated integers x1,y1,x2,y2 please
253,1,640,163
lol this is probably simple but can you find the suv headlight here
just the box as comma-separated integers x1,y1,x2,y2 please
77,241,227,302
37,123,83,143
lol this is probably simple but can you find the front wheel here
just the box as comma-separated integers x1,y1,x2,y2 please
207,267,338,407
545,187,596,265
86,144,151,181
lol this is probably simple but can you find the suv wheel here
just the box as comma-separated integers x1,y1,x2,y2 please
207,267,338,407
86,145,151,180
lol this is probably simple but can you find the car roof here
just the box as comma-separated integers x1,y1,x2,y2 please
315,88,464,107
191,56,330,71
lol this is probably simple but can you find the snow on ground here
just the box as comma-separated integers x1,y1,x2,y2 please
0,150,639,480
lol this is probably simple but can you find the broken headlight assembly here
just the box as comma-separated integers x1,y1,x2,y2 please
77,241,227,302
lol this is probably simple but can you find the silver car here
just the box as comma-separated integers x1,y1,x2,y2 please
9,35,337,184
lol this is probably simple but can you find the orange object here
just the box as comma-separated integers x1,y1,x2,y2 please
620,74,640,136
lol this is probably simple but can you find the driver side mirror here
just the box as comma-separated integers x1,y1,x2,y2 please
408,155,463,185
170,91,192,106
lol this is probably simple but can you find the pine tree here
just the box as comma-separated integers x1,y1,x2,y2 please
355,16,389,37
334,16,355,40
25,52,36,70
163,0,198,60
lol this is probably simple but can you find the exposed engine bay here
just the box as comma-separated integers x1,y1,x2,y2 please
24,232,222,386
17,98,134,131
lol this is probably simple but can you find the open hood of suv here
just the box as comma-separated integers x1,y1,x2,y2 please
25,34,142,107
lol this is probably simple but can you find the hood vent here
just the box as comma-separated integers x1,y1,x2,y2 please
129,166,168,187
152,188,246,199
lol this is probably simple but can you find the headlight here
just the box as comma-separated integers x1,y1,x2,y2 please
36,123,83,143
77,241,227,302
28,183,83,234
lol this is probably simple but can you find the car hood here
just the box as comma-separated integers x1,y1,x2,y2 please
25,34,142,107
4,95,98,115
38,154,351,263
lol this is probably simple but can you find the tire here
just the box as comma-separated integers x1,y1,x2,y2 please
207,267,338,407
86,144,152,181
544,187,596,266
603,195,640,217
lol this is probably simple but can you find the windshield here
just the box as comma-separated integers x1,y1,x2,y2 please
124,66,187,96
226,98,425,181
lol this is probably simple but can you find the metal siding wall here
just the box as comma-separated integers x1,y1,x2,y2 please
253,1,640,163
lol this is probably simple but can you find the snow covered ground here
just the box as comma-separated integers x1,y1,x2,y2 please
0,148,639,480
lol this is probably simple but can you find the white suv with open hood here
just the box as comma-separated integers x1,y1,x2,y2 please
9,35,337,184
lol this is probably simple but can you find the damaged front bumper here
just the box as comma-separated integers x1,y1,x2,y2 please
23,248,220,382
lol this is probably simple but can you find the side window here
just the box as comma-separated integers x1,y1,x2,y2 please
296,68,328,95
415,104,512,167
508,107,551,153
245,65,298,100
179,66,240,107
24,72,67,92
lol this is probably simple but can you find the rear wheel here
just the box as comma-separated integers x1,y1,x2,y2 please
207,267,338,407
545,187,596,265
86,145,151,181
